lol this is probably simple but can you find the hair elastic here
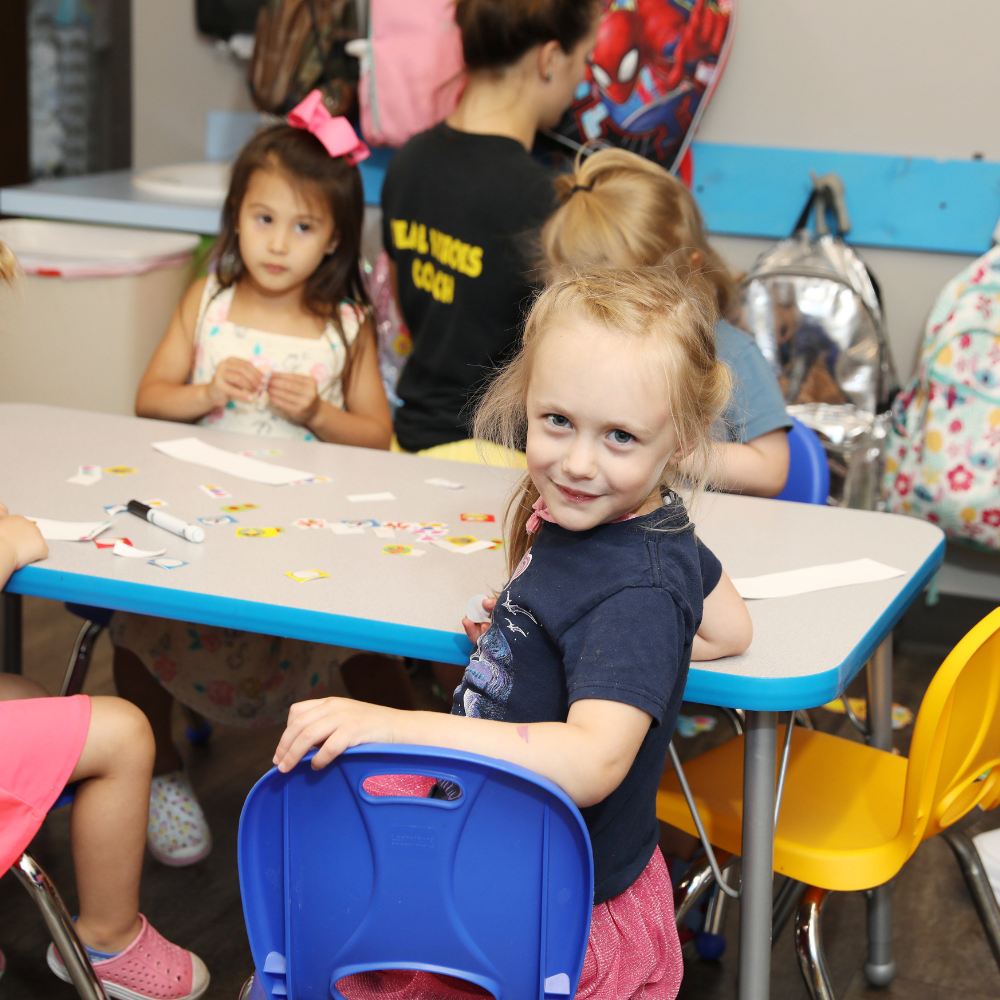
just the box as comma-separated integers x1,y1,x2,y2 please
569,183,594,196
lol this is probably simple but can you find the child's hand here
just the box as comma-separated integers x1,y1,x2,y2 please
273,697,399,772
207,357,263,407
267,372,321,426
0,514,48,569
462,596,496,643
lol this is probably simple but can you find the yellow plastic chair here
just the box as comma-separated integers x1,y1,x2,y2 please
659,606,1000,999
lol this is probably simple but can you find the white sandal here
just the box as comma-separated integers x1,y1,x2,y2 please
146,771,212,867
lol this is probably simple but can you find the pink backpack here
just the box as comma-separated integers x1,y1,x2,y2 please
357,0,465,148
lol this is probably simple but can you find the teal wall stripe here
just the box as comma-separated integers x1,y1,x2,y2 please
690,142,1000,256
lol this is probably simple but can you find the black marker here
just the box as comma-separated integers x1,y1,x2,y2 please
127,501,205,543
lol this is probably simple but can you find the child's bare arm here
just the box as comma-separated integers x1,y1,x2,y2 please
708,430,790,498
273,696,651,809
135,278,263,421
692,570,752,661
0,502,48,588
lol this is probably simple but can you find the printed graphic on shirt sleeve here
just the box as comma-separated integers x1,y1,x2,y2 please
461,621,513,721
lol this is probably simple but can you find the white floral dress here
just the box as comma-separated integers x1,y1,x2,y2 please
110,276,363,726
193,274,361,439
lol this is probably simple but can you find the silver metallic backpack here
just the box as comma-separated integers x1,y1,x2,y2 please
740,173,899,508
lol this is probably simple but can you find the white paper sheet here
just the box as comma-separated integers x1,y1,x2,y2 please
346,491,396,503
425,477,464,490
28,518,113,541
732,558,906,600
372,526,396,539
153,437,314,486
113,540,166,558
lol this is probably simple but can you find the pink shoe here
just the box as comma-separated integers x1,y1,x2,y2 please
47,914,209,1000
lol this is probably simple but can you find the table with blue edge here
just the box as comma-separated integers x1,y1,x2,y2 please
0,403,944,1000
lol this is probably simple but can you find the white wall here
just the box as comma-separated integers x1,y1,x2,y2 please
695,0,1000,378
132,0,254,170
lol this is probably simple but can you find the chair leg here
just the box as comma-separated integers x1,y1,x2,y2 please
60,621,104,697
674,855,716,924
943,827,1000,975
11,852,107,1000
864,882,896,986
795,886,835,1000
772,875,808,945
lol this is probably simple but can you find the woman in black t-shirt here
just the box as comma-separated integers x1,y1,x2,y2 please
381,0,601,460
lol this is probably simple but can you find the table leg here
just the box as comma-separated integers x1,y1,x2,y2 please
2,591,22,674
865,637,896,986
739,710,777,1000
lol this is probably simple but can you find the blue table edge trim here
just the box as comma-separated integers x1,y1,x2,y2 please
683,534,946,711
5,565,473,664
7,532,945,709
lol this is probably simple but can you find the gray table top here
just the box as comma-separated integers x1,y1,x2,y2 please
0,404,944,710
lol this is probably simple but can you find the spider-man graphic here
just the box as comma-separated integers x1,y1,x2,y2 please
546,0,732,170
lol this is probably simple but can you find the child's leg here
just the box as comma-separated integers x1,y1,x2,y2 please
0,673,49,700
68,695,155,954
112,646,181,776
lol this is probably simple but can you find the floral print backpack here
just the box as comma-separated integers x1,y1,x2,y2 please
885,246,1000,548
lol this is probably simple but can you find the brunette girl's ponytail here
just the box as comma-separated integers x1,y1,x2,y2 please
455,0,600,71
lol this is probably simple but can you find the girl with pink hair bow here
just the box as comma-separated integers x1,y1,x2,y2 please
110,92,411,868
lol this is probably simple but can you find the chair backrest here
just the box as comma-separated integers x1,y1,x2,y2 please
238,745,593,1000
898,607,1000,854
774,417,831,505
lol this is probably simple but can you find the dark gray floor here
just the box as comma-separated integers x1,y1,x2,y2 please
2,594,1000,999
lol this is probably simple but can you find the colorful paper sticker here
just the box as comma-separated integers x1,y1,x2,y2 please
147,499,168,508
329,522,364,535
292,518,327,530
242,449,282,458
433,538,494,555
236,527,284,538
284,569,331,582
94,537,131,551
381,521,408,530
460,514,496,522
67,464,102,486
222,503,258,512
199,515,236,526
149,557,188,570
381,544,426,557
104,465,137,476
488,539,504,550
103,504,128,517
342,519,379,529
445,536,479,546
291,475,333,485
200,484,232,499
424,477,464,490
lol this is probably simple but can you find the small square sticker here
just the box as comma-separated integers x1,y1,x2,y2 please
285,569,331,582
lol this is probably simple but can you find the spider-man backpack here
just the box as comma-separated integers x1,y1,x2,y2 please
544,0,735,176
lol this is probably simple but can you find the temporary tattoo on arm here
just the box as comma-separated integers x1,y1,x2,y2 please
517,724,530,744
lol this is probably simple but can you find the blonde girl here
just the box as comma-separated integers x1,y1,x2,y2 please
110,97,408,869
274,266,752,1000
542,147,792,497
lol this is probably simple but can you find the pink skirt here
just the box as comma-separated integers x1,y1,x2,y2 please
340,776,683,1000
0,695,91,872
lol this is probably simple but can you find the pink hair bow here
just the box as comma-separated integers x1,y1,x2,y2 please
287,90,370,165
526,495,557,534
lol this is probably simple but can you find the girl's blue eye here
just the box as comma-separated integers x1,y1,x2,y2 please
611,429,633,444
295,223,311,233
547,414,570,428
257,214,271,224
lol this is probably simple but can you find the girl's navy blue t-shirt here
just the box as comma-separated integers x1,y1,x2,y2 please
451,495,722,904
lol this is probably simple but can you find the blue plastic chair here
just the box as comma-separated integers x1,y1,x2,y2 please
773,417,830,505
238,745,593,1000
